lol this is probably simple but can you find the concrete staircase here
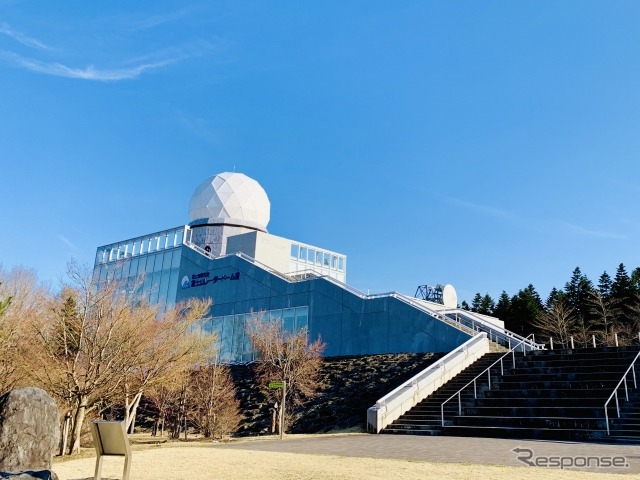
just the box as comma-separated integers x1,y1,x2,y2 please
381,352,506,435
381,346,640,444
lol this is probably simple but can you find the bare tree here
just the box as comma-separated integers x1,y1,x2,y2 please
188,358,241,439
246,314,325,435
532,297,577,347
588,290,620,345
120,299,212,433
26,260,212,454
0,266,50,393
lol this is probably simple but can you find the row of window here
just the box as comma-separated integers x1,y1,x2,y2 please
96,226,189,265
197,306,310,363
93,267,180,311
290,243,345,271
94,250,181,282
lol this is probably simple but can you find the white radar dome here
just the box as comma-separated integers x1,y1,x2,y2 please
188,172,271,231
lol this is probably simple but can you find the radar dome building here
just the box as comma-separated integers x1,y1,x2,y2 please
94,171,510,363
188,173,272,257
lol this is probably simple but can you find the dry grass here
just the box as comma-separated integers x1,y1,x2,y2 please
53,436,637,480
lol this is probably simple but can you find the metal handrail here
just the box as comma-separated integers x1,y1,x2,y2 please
440,309,545,351
183,239,533,345
390,293,476,336
368,333,488,433
604,350,640,435
440,334,536,427
375,334,488,407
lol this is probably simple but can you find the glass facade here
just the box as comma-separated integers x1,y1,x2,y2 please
93,228,184,309
196,306,309,363
288,241,346,282
95,226,188,266
94,228,470,364
175,246,471,363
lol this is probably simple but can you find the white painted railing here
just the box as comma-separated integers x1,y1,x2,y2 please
604,350,640,435
440,333,535,427
366,333,489,434
440,309,545,351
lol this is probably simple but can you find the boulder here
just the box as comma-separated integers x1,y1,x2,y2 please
0,387,60,473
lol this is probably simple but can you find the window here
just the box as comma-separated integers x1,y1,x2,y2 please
283,308,295,333
295,306,309,331
339,257,344,271
269,309,282,326
299,247,307,262
315,251,322,265
290,243,299,259
323,252,330,267
331,255,337,269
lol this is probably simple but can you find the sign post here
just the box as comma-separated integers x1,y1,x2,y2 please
269,380,286,440
90,421,132,480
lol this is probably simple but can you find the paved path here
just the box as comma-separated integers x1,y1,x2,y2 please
218,434,640,474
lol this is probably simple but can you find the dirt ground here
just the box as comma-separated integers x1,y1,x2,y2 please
53,436,639,480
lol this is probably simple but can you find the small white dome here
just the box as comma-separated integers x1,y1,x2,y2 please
188,172,270,231
442,284,457,309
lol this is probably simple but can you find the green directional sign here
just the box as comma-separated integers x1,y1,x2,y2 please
269,381,284,389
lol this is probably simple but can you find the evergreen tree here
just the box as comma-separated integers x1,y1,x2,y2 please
563,267,594,322
563,267,595,344
493,291,511,320
505,285,543,337
631,267,640,293
460,300,470,311
0,283,11,318
545,287,564,310
611,263,637,332
598,271,613,299
471,293,483,313
479,294,495,315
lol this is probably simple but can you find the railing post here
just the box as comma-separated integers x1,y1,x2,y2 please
488,369,491,389
593,335,596,348
633,364,637,389
441,404,445,427
615,391,620,417
473,379,477,398
458,392,462,416
605,407,610,435
615,333,619,347
512,349,515,369
624,377,629,401
500,358,504,375
570,336,574,349
508,338,511,349
532,334,535,344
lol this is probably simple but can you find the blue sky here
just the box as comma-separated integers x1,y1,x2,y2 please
1,1,640,304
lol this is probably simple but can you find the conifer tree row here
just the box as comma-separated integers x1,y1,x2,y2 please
464,263,640,346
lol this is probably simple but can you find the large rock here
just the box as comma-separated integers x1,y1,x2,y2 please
0,387,60,473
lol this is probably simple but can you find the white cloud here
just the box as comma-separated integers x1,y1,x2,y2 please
1,51,173,81
446,197,518,221
58,234,78,250
558,222,627,240
0,23,49,50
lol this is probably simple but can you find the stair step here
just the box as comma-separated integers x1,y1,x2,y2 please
379,346,640,444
